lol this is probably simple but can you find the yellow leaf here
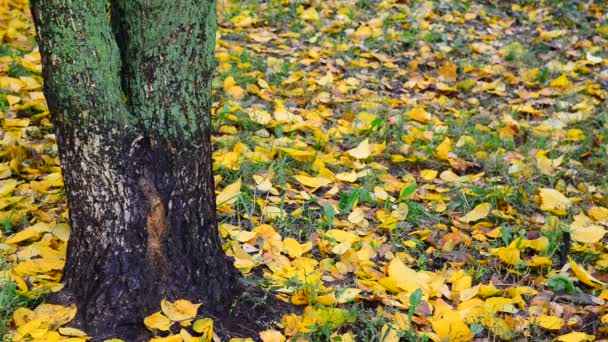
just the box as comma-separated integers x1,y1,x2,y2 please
434,138,453,160
347,208,364,224
379,324,399,342
566,129,585,142
278,148,315,161
387,257,421,291
490,246,520,265
223,76,246,99
216,179,241,207
3,118,30,129
556,331,596,342
569,257,604,288
233,230,257,243
536,29,567,42
315,72,333,87
52,223,71,241
408,106,431,123
6,95,20,106
391,203,409,220
5,227,41,245
438,62,457,82
293,174,331,189
347,139,371,159
299,6,319,22
13,258,65,274
352,26,372,40
144,312,172,331
259,330,286,342
550,74,571,88
12,307,35,327
283,238,304,259
248,31,273,43
58,327,89,337
192,318,213,342
161,299,201,322
571,214,606,244
331,241,352,255
431,301,474,342
532,315,564,331
336,288,361,304
0,77,25,92
336,171,358,183
460,203,491,223
247,109,272,125
420,169,438,182
589,206,608,224
0,179,18,196
28,304,77,331
539,188,571,215
16,318,43,337
325,229,359,244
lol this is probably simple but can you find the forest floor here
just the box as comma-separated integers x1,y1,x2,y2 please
2,0,608,341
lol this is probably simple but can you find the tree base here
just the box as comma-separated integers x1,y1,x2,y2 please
47,281,296,341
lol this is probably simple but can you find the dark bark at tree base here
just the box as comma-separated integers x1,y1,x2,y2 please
46,136,243,341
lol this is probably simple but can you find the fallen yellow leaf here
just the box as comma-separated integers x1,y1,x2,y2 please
260,330,286,342
161,299,201,322
556,331,596,342
539,188,571,215
347,139,371,159
144,312,172,331
532,315,564,331
216,179,241,207
569,257,604,288
460,203,491,223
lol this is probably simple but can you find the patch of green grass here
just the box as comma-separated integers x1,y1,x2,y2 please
0,281,36,340
7,63,31,78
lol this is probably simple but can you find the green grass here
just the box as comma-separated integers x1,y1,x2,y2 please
0,281,36,340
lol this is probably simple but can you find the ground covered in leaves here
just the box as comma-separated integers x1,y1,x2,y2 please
1,0,608,341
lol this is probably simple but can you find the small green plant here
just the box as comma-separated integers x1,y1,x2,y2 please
546,274,579,294
408,288,422,323
0,281,35,339
0,219,13,236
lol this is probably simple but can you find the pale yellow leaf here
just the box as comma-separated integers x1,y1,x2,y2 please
58,327,89,337
216,179,241,207
347,208,364,224
293,174,331,189
161,299,201,322
460,203,491,223
259,330,286,342
539,188,571,215
347,139,371,159
571,213,606,244
336,171,358,183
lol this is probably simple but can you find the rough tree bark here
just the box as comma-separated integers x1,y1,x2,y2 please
29,0,241,339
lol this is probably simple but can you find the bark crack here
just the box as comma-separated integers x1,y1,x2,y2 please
138,176,169,264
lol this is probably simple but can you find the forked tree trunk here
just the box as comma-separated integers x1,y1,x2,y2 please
30,0,241,339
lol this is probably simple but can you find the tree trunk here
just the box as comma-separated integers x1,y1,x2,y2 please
29,0,241,339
